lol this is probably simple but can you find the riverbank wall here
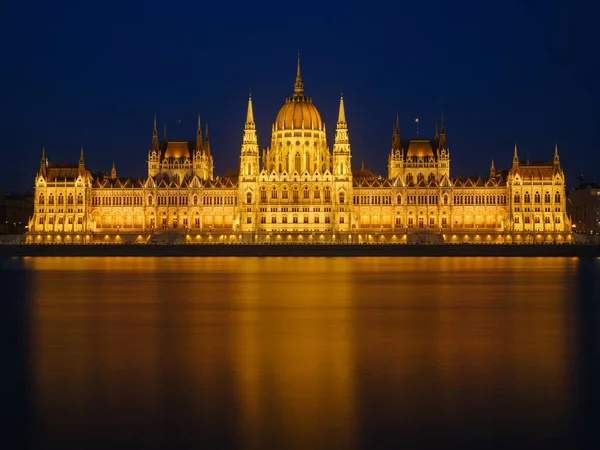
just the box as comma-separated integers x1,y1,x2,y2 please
2,243,600,259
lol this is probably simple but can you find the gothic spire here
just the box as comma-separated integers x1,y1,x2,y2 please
294,50,304,96
334,93,349,149
79,146,85,165
111,161,117,180
242,93,258,150
490,159,496,178
337,92,346,126
246,92,255,128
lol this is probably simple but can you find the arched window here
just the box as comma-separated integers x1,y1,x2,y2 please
406,173,412,184
260,187,267,201
544,192,551,203
554,192,561,203
246,192,252,204
38,193,45,205
77,193,83,205
282,187,288,199
339,192,345,204
443,194,448,205
49,194,54,205
314,188,320,199
271,187,278,199
295,153,301,173
534,191,541,203
58,193,64,205
524,191,531,203
246,162,252,176
304,187,310,199
417,173,424,182
514,192,520,204
293,187,299,201
428,173,435,182
67,193,74,205
193,195,198,205
396,194,402,205
147,195,153,205
324,187,330,201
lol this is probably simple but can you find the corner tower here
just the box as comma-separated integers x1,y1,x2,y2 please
239,94,260,233
332,93,353,231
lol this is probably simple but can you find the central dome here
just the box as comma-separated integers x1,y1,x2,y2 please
275,97,323,131
274,56,323,131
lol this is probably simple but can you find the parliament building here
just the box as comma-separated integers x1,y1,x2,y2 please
27,58,572,244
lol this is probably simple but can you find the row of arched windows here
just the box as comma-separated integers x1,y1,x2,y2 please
38,193,84,205
513,191,561,204
258,186,334,202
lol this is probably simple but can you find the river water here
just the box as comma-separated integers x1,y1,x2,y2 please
1,256,600,449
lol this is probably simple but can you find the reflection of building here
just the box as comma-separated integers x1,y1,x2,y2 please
568,182,600,235
0,191,33,234
26,57,572,244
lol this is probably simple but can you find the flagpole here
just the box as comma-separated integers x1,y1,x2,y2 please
415,116,419,137
177,119,183,141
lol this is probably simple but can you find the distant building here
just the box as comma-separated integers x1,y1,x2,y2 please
26,57,572,244
0,191,34,234
568,182,600,235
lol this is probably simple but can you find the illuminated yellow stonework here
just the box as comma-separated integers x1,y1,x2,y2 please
27,59,572,244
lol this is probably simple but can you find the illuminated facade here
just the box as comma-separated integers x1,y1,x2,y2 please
27,58,572,244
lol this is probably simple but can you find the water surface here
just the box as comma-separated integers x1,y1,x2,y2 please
2,256,600,449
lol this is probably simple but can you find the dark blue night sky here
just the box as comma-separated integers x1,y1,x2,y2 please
2,0,598,192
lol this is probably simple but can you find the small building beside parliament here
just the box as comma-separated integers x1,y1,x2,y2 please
27,59,572,244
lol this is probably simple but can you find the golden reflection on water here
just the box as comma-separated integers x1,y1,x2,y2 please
21,256,580,448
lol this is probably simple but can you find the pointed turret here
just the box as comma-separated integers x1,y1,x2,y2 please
152,114,159,150
203,123,211,156
553,143,561,172
78,147,85,177
439,113,447,149
490,159,496,178
293,50,304,96
392,114,401,151
111,161,117,180
162,122,168,144
512,143,519,170
196,114,203,152
39,146,47,178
